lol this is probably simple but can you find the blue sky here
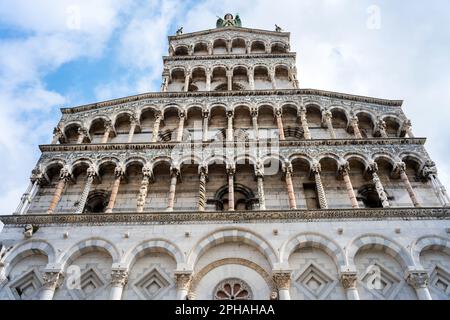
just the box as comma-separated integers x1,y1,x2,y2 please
0,0,450,214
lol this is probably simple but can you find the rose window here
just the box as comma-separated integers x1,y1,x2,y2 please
213,278,252,300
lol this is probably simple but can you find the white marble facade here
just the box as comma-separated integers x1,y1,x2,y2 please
1,15,449,300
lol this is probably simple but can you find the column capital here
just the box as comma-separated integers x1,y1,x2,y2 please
86,166,97,179
178,111,186,119
78,127,88,136
42,271,64,290
202,110,210,119
274,108,283,118
405,271,429,289
129,114,139,126
340,272,358,289
111,269,129,287
175,271,193,291
114,165,125,179
250,108,258,118
377,119,387,130
421,160,437,179
338,161,350,176
59,166,72,181
142,165,153,179
367,162,379,174
272,271,292,290
199,165,209,177
226,165,236,176
394,161,407,175
255,161,265,178
350,116,359,125
311,162,322,174
322,110,332,120
154,111,163,120
104,120,113,130
170,166,181,178
226,110,234,118
282,162,293,175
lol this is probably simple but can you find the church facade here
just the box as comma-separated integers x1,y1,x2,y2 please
1,14,449,300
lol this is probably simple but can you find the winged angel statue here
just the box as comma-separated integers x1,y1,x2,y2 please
216,13,242,28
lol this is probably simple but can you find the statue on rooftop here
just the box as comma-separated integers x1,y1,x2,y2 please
216,13,242,28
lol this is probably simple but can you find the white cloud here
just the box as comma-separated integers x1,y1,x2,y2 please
0,0,133,214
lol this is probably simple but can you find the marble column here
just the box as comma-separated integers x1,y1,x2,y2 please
227,111,234,142
184,71,190,92
161,74,169,92
127,116,138,143
406,271,432,300
47,167,71,214
227,69,233,91
205,69,212,91
166,167,179,212
256,163,266,210
101,121,113,144
151,113,162,143
227,166,236,211
395,162,420,207
284,164,297,210
14,179,39,215
40,271,63,300
275,109,285,140
270,69,277,89
198,166,208,212
340,272,360,300
299,107,311,140
248,67,255,90
105,166,124,214
323,110,336,139
175,272,193,300
402,119,414,138
52,127,64,144
137,166,152,213
422,162,450,206
109,269,129,300
312,163,328,209
339,162,359,208
377,119,388,138
202,111,209,142
273,272,292,300
369,163,390,208
75,167,96,214
77,128,87,144
176,112,186,142
226,40,232,53
350,116,363,139
251,110,259,141
207,42,213,55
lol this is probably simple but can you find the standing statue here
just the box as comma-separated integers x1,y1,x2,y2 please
275,24,283,32
176,27,183,36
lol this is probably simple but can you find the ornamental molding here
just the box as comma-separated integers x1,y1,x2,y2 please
164,56,296,71
169,27,290,47
163,53,296,62
34,139,430,175
1,208,448,226
39,137,427,153
60,89,403,115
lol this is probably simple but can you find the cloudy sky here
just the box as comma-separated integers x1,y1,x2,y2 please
0,0,449,214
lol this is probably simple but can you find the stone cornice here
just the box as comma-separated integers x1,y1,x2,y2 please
39,138,426,153
163,53,296,62
60,89,403,114
168,26,290,41
1,207,448,226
